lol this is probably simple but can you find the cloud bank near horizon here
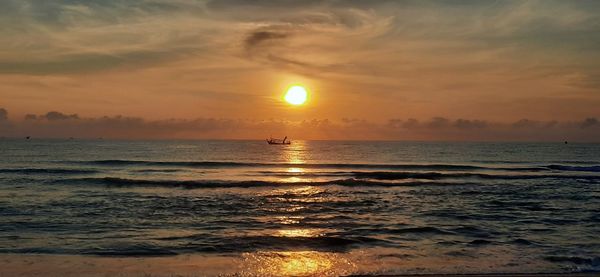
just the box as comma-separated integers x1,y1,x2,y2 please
1,108,599,142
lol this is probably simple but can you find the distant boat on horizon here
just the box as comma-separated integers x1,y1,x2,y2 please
266,136,291,145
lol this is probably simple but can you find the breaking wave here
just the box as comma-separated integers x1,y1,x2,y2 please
52,177,477,188
63,159,600,173
67,160,542,171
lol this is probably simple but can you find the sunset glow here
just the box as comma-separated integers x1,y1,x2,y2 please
0,1,598,142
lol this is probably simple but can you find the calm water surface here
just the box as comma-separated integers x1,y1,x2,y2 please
0,139,599,275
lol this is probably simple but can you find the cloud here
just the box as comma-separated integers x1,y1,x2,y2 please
454,119,488,129
402,119,420,129
245,31,289,50
24,114,37,120
426,117,451,129
512,119,540,128
2,0,598,81
0,0,217,74
388,118,488,130
42,111,80,121
581,117,599,129
0,0,599,128
0,50,196,75
206,0,324,11
1,111,599,141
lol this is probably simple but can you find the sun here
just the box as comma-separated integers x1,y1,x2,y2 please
284,86,308,106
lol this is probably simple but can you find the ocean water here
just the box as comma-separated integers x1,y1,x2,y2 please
0,139,599,275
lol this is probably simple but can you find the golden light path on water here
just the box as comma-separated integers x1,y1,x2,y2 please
238,140,358,276
282,141,307,182
241,250,356,276
220,142,529,276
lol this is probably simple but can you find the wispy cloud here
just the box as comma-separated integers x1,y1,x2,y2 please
0,0,599,133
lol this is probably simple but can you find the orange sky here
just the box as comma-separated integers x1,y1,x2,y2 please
0,0,599,140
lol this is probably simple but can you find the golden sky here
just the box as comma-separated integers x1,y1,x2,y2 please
0,0,599,140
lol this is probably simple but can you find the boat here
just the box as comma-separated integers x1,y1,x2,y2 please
266,136,291,145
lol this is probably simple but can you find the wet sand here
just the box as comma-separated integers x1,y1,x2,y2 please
352,275,597,277
0,254,596,277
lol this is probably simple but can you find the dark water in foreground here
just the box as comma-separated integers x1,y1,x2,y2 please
0,139,599,275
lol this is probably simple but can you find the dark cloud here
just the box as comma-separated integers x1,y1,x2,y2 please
245,31,289,50
241,27,327,74
24,114,37,120
0,108,7,121
512,119,539,128
388,118,488,130
341,118,364,124
426,117,450,128
403,118,419,129
3,112,275,139
42,111,79,121
386,119,403,128
581,117,599,128
454,119,487,129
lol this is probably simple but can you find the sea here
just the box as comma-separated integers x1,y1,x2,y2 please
0,139,599,276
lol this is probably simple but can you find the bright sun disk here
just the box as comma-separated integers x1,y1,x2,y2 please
284,86,308,105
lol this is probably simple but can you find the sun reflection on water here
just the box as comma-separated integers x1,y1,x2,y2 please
287,167,303,173
242,251,353,276
274,141,308,182
276,228,324,238
283,141,307,165
284,176,305,183
242,141,354,276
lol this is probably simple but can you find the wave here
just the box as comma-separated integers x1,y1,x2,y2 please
160,234,389,253
385,226,454,235
82,244,178,256
76,160,254,167
249,171,354,177
79,160,494,170
51,170,600,188
1,235,389,256
467,239,494,246
545,255,600,266
66,159,600,173
132,169,184,173
547,164,600,172
0,168,99,174
254,170,598,180
68,159,539,171
52,177,478,188
352,171,600,181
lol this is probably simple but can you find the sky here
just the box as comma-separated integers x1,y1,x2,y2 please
0,0,599,141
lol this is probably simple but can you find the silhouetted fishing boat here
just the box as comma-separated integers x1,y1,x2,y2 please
266,136,290,145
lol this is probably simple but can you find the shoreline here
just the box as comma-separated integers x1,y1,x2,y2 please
0,254,596,277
